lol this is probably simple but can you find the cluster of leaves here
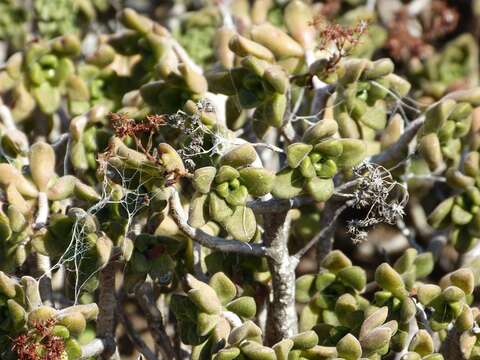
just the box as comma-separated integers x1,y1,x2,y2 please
169,248,480,360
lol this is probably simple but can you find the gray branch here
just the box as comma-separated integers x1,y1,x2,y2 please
169,188,267,257
96,259,117,358
264,211,298,345
247,196,313,214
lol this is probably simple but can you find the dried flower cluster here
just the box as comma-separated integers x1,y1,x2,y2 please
11,319,64,360
346,163,408,243
110,113,166,139
312,17,369,73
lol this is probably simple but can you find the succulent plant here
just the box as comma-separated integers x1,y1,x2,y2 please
0,273,98,359
0,0,28,50
331,58,411,154
409,34,479,101
189,144,274,242
296,250,368,332
419,90,480,171
0,34,84,122
273,120,366,202
172,273,257,346
0,140,102,274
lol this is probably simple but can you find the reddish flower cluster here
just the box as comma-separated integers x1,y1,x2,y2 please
108,112,168,164
109,112,166,139
11,319,65,360
102,112,188,187
311,18,368,73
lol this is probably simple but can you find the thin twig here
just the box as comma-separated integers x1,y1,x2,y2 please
247,180,360,214
402,174,446,182
136,283,177,360
249,142,284,153
294,199,355,261
118,303,157,360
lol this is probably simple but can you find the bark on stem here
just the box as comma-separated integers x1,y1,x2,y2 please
264,211,298,345
96,260,117,358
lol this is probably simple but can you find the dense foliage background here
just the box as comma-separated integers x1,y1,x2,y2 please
1,0,480,359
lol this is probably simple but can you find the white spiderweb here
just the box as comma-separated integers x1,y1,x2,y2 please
44,158,157,303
